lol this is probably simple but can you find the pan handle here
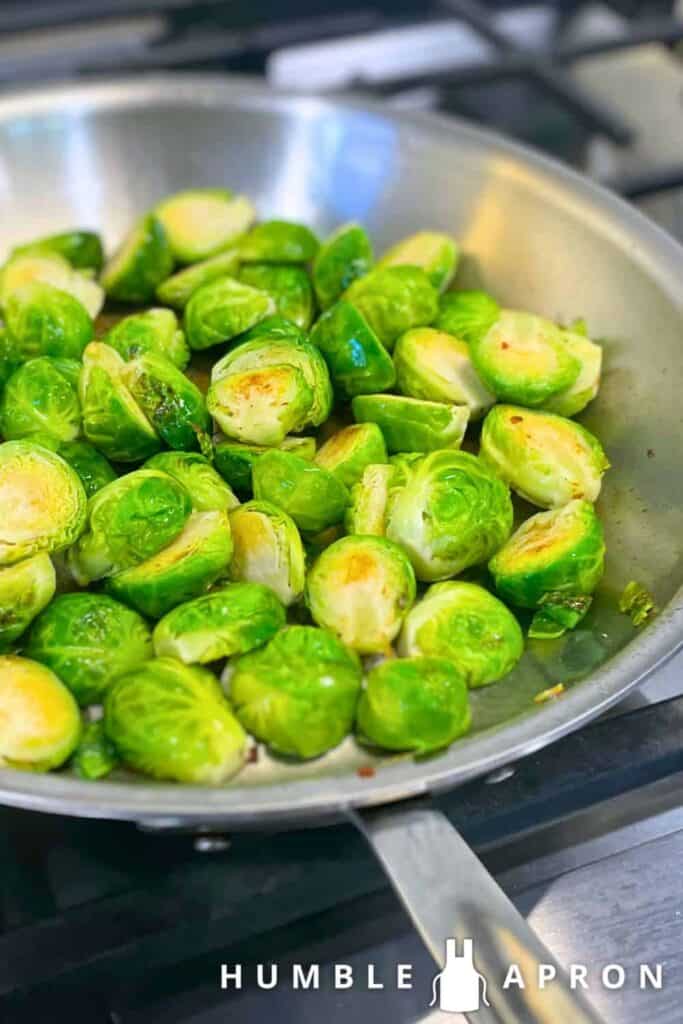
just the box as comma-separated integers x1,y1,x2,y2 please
351,801,605,1023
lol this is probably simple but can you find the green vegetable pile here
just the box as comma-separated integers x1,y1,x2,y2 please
0,190,613,784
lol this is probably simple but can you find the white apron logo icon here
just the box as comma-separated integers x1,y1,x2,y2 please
429,938,490,1013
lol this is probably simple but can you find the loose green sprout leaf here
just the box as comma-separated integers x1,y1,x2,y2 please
123,350,211,452
619,580,658,627
314,423,387,489
26,592,153,706
229,500,306,606
309,301,396,399
5,281,93,361
72,720,119,780
398,581,523,687
433,289,500,344
156,248,241,309
11,230,104,273
377,231,459,292
101,214,174,304
252,449,349,533
105,657,247,783
480,405,609,508
0,441,87,566
240,220,319,264
230,625,362,759
238,263,315,330
0,655,81,771
352,393,468,453
0,554,56,652
213,436,316,497
306,535,416,654
530,593,593,638
313,223,373,310
184,277,276,350
56,441,117,498
154,190,255,263
145,451,238,512
153,582,285,664
105,308,190,370
344,266,438,350
394,326,494,418
345,463,395,536
386,449,513,581
0,252,104,319
542,329,603,417
527,609,567,640
357,656,470,753
0,357,81,444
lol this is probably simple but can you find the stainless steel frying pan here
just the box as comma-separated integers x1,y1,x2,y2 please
1,74,682,1022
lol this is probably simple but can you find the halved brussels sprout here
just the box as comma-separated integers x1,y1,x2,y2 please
106,509,233,619
11,230,104,273
105,657,247,783
25,592,153,706
0,554,56,652
0,252,104,319
343,266,438,350
398,581,523,687
239,221,319,264
377,231,459,292
393,327,494,418
0,441,87,566
314,423,387,488
213,436,316,497
352,393,468,454
72,720,119,780
4,281,93,361
470,310,581,406
345,463,395,536
230,625,361,759
356,656,470,754
184,277,276,350
480,405,609,508
156,248,241,309
309,301,396,399
153,582,285,664
105,308,190,370
56,441,117,498
79,342,161,462
312,223,373,310
154,190,255,263
208,364,313,446
0,357,81,444
122,350,210,452
252,449,349,533
542,329,602,417
306,535,416,654
68,468,191,585
386,449,513,581
101,214,174,304
229,500,306,606
0,655,81,771
145,451,238,512
433,289,500,344
238,264,315,330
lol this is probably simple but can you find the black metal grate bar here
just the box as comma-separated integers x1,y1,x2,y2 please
609,165,683,199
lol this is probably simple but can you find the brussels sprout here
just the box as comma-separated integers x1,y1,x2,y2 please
479,405,609,508
0,441,87,566
252,449,349,533
470,311,581,406
398,581,523,687
154,190,255,263
79,342,161,462
213,436,316,497
228,500,306,606
433,289,500,344
101,214,174,304
156,248,241,309
145,451,238,512
0,357,81,444
306,536,416,654
0,554,56,651
55,440,118,498
153,582,285,664
542,329,602,417
0,655,81,771
386,449,513,581
356,657,470,754
240,221,319,264
11,230,104,273
4,281,93,361
236,314,307,346
105,657,247,783
72,720,119,780
25,592,153,706
393,327,494,418
312,223,373,310
345,463,395,536
377,231,459,292
0,252,104,320
352,393,468,454
309,301,396,399
238,264,315,330
68,469,191,585
230,625,361,759
184,276,276,350
208,364,313,446
105,308,190,370
122,350,210,452
343,266,438,350
314,423,387,489
106,509,233,619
